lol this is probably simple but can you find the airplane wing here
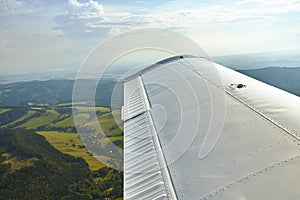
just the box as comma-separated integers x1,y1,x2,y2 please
122,55,300,200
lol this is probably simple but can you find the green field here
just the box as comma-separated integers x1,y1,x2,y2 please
0,105,115,130
57,102,88,107
0,105,123,170
99,136,124,148
52,116,75,127
71,113,90,126
99,111,123,136
37,131,105,170
0,108,10,115
21,110,59,129
84,111,123,137
7,110,37,126
74,106,110,113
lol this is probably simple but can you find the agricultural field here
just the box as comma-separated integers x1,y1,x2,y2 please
52,116,75,127
0,104,123,171
0,108,10,115
37,131,105,170
74,106,110,113
20,110,60,129
99,136,124,149
84,111,123,137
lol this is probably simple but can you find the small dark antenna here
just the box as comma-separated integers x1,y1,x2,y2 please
237,84,246,89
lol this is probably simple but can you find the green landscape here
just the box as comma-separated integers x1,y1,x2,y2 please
0,79,124,200
0,128,123,200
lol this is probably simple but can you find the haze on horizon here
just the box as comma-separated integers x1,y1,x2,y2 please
1,0,300,74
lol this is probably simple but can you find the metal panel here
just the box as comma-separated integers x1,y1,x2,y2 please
123,56,300,200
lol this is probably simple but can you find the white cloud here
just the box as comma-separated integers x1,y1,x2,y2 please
80,0,300,36
68,0,82,7
67,0,104,19
0,0,41,15
54,0,300,54
0,38,9,53
238,0,300,14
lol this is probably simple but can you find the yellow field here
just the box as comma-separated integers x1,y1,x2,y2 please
37,131,105,170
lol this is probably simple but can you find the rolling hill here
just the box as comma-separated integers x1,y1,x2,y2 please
238,67,300,97
0,128,122,200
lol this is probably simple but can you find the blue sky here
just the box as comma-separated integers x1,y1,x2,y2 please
1,0,300,74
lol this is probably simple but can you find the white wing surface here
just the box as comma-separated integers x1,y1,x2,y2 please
123,55,300,200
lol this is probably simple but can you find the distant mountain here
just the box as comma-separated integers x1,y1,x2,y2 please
237,67,300,97
0,79,122,108
211,52,300,96
214,52,300,70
